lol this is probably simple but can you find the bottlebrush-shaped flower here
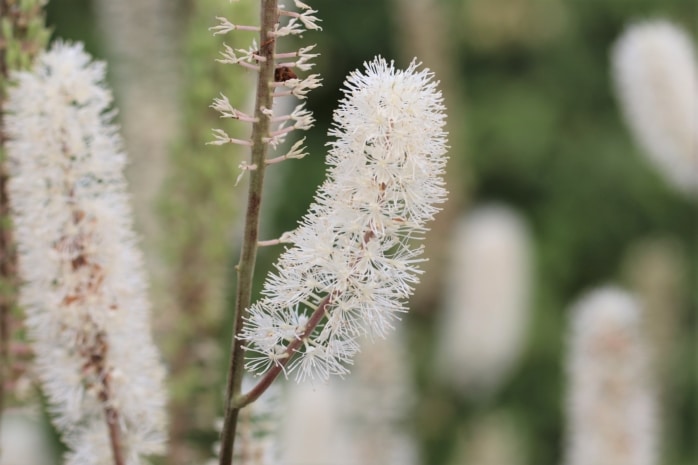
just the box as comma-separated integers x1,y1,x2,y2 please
239,57,448,382
564,287,657,465
611,20,698,195
4,42,167,465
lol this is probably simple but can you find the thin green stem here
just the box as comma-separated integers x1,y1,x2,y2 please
218,1,278,464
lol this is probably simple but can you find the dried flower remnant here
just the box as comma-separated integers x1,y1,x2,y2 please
4,42,167,465
239,57,448,383
564,287,657,465
612,20,698,195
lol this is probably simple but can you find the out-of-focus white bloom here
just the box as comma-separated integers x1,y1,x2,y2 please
436,205,532,395
281,336,416,465
240,57,448,382
282,352,417,465
5,42,167,464
564,287,657,465
280,382,349,465
612,20,698,195
339,333,418,465
0,409,54,465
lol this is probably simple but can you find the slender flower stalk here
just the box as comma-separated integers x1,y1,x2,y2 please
4,42,167,465
564,286,657,465
611,20,698,195
211,1,321,463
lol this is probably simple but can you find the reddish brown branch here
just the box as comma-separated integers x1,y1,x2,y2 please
235,293,333,408
105,406,125,465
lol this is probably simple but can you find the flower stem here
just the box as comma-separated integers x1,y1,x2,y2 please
218,1,278,464
105,406,125,465
235,293,333,409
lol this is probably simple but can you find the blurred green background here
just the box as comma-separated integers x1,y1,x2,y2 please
36,0,697,464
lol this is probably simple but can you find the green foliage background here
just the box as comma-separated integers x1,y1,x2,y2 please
42,0,696,464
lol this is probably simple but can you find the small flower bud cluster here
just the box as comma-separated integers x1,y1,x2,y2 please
5,42,167,464
564,287,657,465
240,57,448,382
209,0,322,161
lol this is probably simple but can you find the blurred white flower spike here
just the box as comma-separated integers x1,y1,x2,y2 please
437,205,532,396
612,20,698,195
564,287,657,465
240,57,448,382
5,42,167,465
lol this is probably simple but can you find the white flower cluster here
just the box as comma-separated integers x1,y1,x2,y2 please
240,57,448,382
564,287,657,465
5,42,167,465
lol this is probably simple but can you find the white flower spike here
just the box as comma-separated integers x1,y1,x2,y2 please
240,57,448,382
564,287,657,465
5,42,167,465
